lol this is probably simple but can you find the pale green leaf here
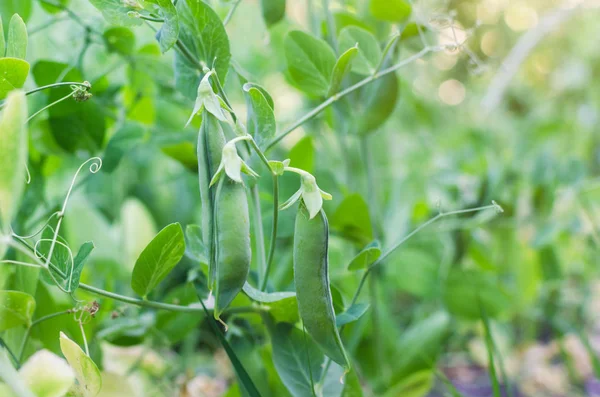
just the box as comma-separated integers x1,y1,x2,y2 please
19,350,74,397
60,332,102,397
356,71,398,135
383,371,433,397
103,27,135,55
0,348,35,397
146,0,179,53
89,0,143,27
335,303,370,327
284,30,336,97
0,58,29,100
0,291,35,331
243,83,276,148
131,223,185,297
0,2,32,30
261,0,286,27
328,45,358,96
242,282,299,324
338,26,381,75
6,14,27,59
0,90,27,229
330,193,373,246
347,241,381,270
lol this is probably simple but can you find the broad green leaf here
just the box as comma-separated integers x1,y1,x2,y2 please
443,269,510,320
0,290,35,331
335,303,370,327
102,123,147,173
185,224,208,264
38,227,78,289
59,332,102,397
89,0,143,27
146,0,179,53
103,27,136,55
284,30,336,97
390,312,450,383
369,0,412,23
19,350,74,397
387,248,439,298
0,90,27,230
175,0,231,99
0,348,35,397
331,194,373,246
288,136,314,173
0,2,32,30
356,71,398,135
243,83,276,148
161,141,198,170
242,282,298,323
40,0,71,14
329,11,374,35
328,46,358,96
0,58,29,100
268,321,324,397
338,27,381,75
261,0,286,27
383,371,433,397
122,198,158,271
66,242,94,292
348,240,381,270
131,223,185,297
6,14,27,59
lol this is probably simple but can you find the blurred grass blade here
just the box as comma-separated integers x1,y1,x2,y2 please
479,300,501,397
193,280,262,397
0,337,19,368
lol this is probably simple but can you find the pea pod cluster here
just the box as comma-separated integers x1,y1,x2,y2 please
293,202,350,368
197,110,251,320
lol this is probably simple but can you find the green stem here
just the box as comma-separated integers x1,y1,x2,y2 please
265,47,432,152
223,0,242,26
27,91,76,123
19,310,71,361
26,82,89,96
138,15,164,23
175,40,201,69
349,203,501,306
261,174,279,291
0,338,20,368
79,322,89,356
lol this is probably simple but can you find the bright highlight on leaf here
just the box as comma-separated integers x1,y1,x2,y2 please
0,290,35,331
59,332,102,397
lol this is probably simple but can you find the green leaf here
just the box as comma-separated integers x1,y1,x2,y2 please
347,241,381,270
443,269,510,320
0,290,36,331
268,321,323,397
243,83,276,149
0,16,4,56
19,349,75,397
0,89,27,230
146,0,179,53
131,223,185,297
39,0,71,14
369,0,412,23
67,242,94,292
185,224,208,264
391,312,450,383
59,332,102,397
284,30,336,97
328,45,358,96
175,0,231,99
6,14,27,59
242,282,298,324
383,371,433,397
338,27,381,75
89,0,143,27
102,123,147,173
341,369,363,397
356,71,398,135
103,26,136,55
335,303,369,327
0,2,32,30
260,0,286,27
330,194,373,246
288,136,314,173
0,58,29,100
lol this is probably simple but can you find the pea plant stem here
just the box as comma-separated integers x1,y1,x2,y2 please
27,91,76,123
265,46,433,151
350,203,502,306
79,322,89,356
223,0,242,26
18,310,72,362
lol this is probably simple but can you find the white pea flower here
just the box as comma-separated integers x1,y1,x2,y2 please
280,168,332,219
210,136,259,186
186,71,229,127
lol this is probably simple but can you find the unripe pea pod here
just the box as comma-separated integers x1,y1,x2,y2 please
293,202,350,368
197,110,251,320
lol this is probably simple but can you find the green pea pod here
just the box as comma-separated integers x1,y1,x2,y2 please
197,110,226,288
213,177,251,319
293,202,350,368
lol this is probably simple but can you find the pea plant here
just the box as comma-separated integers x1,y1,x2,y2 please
0,1,513,396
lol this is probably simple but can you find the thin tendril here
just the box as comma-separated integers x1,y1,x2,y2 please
12,212,60,239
